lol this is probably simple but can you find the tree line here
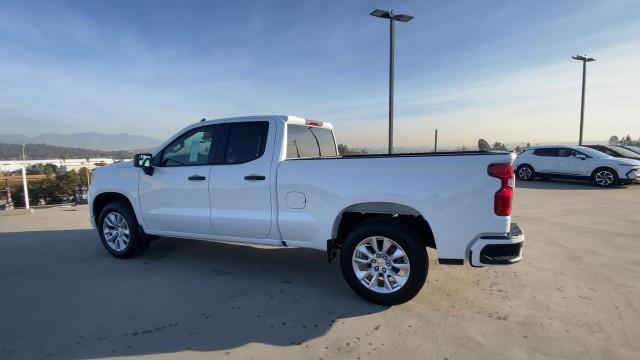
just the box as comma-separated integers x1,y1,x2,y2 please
8,168,90,207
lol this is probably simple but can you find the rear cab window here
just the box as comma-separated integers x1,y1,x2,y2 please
286,124,337,159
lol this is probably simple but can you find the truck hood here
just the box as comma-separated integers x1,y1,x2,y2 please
108,160,134,169
94,160,133,174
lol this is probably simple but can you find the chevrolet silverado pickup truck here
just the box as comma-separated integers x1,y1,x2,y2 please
89,115,525,305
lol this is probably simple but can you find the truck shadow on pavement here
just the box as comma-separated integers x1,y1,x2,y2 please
0,230,385,359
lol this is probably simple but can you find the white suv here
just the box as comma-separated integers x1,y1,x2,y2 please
514,145,640,187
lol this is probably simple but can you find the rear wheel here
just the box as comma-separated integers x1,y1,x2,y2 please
516,164,535,181
98,201,149,258
339,220,427,305
591,167,619,187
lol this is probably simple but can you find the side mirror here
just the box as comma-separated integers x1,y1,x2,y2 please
575,154,587,160
133,153,154,175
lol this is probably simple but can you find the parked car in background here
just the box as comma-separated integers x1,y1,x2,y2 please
89,115,525,305
514,145,640,187
619,145,640,155
583,145,640,161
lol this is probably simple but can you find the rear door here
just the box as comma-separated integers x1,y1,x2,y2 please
209,121,274,239
532,148,559,173
139,125,222,234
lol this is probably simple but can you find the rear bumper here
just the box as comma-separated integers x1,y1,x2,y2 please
469,223,524,267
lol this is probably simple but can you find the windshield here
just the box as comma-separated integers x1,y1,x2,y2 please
611,146,640,157
575,146,611,159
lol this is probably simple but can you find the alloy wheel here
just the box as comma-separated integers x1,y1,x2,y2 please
352,236,411,294
595,170,614,186
518,167,533,180
102,212,130,251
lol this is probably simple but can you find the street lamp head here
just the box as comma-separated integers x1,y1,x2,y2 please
370,9,414,22
392,14,414,22
370,9,392,18
572,55,597,62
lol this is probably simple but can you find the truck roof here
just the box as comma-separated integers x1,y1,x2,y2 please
197,115,334,130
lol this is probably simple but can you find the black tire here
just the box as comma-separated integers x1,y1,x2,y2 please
98,201,150,258
339,219,428,305
516,164,535,181
591,167,619,187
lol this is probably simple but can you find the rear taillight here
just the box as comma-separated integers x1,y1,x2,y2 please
488,163,514,216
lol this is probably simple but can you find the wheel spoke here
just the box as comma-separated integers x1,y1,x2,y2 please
367,274,379,289
390,248,406,260
390,273,408,287
392,262,410,271
380,238,392,255
105,231,116,241
383,274,393,291
356,244,373,258
356,269,373,281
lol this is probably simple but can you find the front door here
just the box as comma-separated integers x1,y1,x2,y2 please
139,125,221,235
210,121,273,239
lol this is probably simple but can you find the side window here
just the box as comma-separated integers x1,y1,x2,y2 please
160,127,219,166
558,148,573,157
533,148,559,157
287,124,337,158
223,122,269,164
574,150,589,158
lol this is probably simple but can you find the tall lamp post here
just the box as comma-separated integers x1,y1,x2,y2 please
572,54,596,146
370,9,414,154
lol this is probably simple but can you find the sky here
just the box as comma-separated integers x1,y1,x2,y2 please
1,0,639,148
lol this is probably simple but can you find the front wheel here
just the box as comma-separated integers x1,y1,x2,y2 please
339,220,428,305
591,167,619,187
98,201,150,258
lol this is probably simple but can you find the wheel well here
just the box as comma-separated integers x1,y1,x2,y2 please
92,192,134,224
332,203,435,249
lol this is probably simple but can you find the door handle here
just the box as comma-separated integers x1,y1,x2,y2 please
188,175,207,181
244,175,266,181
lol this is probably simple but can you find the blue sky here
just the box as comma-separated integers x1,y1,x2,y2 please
1,0,639,147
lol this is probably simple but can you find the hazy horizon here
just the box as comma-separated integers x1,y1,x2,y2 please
1,0,639,148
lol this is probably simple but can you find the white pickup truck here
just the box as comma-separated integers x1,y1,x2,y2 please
89,115,524,304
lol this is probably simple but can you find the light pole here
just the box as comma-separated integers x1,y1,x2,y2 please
434,129,438,152
370,9,414,154
21,144,30,209
572,54,596,146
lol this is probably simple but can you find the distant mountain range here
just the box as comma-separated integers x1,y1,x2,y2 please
0,132,161,151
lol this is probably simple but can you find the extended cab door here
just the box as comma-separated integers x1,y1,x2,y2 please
139,125,222,235
209,121,273,239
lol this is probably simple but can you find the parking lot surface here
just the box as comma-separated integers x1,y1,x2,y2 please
1,181,639,360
